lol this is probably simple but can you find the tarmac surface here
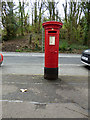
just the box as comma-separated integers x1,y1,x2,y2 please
0,52,89,118
1,52,88,76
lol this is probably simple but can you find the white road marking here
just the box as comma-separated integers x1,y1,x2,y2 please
3,82,88,85
1,52,81,58
2,82,62,85
59,64,82,66
0,100,23,103
0,100,67,104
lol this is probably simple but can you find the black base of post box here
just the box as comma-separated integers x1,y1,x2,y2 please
44,67,58,80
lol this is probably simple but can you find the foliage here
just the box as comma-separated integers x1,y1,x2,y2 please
1,0,89,52
59,39,88,53
60,1,89,46
59,40,69,51
2,2,18,40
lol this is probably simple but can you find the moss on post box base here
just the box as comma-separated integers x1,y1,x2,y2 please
44,67,58,80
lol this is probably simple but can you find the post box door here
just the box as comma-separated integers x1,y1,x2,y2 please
45,32,59,68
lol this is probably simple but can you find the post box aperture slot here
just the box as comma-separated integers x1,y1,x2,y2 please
48,31,57,33
49,36,55,45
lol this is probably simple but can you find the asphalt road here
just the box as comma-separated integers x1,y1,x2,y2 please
1,53,89,76
0,52,89,118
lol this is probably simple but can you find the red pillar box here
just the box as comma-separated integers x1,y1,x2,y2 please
0,53,3,66
42,21,63,80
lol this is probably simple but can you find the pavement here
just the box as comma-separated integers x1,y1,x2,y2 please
0,52,89,119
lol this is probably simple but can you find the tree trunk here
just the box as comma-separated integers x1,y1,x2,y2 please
34,1,37,24
65,0,67,22
38,3,42,33
32,9,33,26
52,2,55,20
49,2,52,20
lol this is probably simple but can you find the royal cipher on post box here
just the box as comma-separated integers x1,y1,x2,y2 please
42,21,63,80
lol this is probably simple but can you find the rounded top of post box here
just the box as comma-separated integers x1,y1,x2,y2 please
42,21,63,29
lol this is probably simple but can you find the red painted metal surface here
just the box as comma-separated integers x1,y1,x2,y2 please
42,21,63,68
0,53,3,63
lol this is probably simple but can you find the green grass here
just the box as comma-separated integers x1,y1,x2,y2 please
16,49,22,52
59,40,69,51
59,39,89,53
70,44,88,50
